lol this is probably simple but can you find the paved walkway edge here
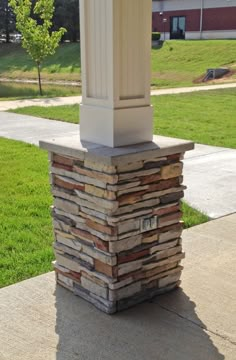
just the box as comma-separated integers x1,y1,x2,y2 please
0,82,236,111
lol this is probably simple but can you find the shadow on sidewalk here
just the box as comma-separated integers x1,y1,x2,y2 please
55,285,224,360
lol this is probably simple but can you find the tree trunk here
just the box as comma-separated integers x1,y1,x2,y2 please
37,62,43,96
72,30,77,43
5,2,10,43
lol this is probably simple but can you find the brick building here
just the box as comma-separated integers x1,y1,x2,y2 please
152,0,236,40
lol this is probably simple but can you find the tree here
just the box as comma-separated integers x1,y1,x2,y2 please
0,0,16,42
10,0,66,95
54,0,80,43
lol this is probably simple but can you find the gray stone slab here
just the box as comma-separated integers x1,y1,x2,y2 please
0,214,236,360
40,134,194,165
0,111,79,145
184,145,236,218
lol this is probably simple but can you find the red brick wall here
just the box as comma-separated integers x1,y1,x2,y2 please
153,7,236,33
203,7,236,31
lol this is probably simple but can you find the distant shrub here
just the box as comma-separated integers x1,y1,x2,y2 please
152,32,161,41
48,64,60,74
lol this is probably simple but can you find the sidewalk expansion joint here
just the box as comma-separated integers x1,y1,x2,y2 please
184,149,229,161
151,301,236,347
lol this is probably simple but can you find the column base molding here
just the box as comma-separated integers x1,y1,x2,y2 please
80,104,153,147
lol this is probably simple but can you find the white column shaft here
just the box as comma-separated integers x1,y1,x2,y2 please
80,0,153,147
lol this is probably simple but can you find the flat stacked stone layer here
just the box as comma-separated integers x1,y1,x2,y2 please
48,149,187,314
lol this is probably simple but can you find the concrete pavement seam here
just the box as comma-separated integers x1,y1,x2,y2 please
184,149,229,161
152,302,236,346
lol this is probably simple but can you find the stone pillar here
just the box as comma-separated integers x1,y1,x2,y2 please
39,0,194,314
79,0,153,147
40,137,194,313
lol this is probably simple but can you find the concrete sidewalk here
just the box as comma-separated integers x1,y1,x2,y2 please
184,144,236,218
0,95,82,111
1,111,236,218
0,82,236,111
0,214,235,360
0,111,79,144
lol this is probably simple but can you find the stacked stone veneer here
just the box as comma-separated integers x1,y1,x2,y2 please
48,147,189,314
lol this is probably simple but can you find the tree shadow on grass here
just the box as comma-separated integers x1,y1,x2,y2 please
0,43,80,75
55,285,225,360
0,82,80,99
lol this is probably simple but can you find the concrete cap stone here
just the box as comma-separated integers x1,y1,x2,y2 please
39,134,194,165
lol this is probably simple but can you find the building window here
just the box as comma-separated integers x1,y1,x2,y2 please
170,16,186,39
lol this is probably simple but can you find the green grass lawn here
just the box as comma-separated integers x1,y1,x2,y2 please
12,88,236,148
0,138,53,288
153,89,236,148
12,103,79,122
0,82,80,100
0,43,81,82
0,40,235,88
0,137,208,288
181,202,208,229
151,40,236,88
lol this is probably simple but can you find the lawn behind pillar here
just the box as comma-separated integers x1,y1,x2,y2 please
0,138,53,288
12,89,236,149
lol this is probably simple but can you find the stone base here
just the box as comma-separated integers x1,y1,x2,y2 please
40,135,194,314
57,269,180,314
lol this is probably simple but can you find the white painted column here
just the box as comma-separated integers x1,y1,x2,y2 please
79,0,153,148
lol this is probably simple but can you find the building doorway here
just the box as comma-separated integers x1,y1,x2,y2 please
170,16,186,39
